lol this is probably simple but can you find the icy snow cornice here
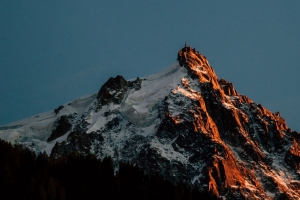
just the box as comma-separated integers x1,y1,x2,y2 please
1,45,300,199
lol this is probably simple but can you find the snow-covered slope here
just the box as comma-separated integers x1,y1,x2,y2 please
0,62,187,156
0,93,97,154
1,45,300,199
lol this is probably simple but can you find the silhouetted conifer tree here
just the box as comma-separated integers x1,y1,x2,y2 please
38,184,47,200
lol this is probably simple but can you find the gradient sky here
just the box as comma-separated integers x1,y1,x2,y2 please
1,1,300,130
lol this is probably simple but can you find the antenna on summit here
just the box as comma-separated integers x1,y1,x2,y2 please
185,41,187,47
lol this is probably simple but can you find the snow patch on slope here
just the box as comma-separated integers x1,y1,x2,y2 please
121,62,186,127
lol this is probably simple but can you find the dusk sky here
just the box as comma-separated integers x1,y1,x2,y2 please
1,1,300,130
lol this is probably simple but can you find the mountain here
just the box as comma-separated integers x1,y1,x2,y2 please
1,45,299,199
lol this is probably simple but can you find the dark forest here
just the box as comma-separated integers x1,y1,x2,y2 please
0,139,219,200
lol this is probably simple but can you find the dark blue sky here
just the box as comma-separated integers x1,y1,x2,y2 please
1,1,300,130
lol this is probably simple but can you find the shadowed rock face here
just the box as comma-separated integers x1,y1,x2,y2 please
285,139,300,171
2,45,299,199
47,114,76,142
97,75,128,105
96,75,142,107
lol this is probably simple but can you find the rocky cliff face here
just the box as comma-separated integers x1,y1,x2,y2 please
1,45,299,199
175,46,300,199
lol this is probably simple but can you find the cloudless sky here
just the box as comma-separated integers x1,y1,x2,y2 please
1,1,300,130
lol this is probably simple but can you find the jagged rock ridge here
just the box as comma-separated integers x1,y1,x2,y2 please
1,45,299,199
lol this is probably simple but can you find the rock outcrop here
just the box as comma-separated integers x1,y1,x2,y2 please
97,75,128,105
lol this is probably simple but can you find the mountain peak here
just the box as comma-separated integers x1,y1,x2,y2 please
1,45,300,199
177,45,219,89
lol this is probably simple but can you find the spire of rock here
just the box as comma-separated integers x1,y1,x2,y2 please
177,45,219,90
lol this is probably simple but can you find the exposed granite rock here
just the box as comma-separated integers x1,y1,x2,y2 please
97,75,128,105
47,114,77,142
285,139,300,171
175,45,299,199
128,77,143,90
54,105,64,115
51,131,91,157
219,78,238,96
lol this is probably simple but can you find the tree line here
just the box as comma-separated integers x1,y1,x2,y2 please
0,139,218,199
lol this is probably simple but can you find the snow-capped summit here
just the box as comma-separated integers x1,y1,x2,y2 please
1,45,299,199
